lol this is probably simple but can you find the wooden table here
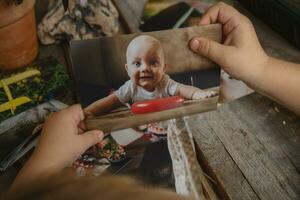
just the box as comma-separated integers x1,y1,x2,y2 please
185,93,300,199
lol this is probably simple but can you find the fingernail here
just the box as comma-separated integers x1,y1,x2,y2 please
190,39,200,51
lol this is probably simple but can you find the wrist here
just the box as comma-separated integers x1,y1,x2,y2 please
29,150,66,175
191,91,197,100
243,55,271,92
191,88,200,100
10,152,63,193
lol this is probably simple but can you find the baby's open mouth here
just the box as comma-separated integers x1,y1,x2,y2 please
140,76,153,80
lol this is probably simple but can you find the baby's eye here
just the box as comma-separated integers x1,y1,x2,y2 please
133,61,141,67
150,60,159,66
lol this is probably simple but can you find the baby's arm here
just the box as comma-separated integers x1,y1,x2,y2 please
84,93,123,117
175,84,217,100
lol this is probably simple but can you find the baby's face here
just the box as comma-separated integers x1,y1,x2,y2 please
126,36,166,92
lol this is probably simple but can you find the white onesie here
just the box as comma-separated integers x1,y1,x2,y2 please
114,74,179,104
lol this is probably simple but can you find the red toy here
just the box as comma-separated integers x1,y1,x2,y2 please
131,96,184,114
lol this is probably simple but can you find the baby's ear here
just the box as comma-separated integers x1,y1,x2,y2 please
163,64,167,72
125,64,128,72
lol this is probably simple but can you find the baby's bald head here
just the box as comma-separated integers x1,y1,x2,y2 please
126,35,164,62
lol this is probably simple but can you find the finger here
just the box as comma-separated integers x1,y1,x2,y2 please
79,130,104,152
199,2,238,25
199,3,221,25
62,104,85,125
78,121,86,131
189,37,233,66
78,127,84,134
83,108,95,118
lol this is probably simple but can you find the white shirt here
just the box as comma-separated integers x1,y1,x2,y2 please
114,74,178,104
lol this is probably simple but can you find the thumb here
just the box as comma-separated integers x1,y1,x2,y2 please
189,37,230,66
79,130,104,151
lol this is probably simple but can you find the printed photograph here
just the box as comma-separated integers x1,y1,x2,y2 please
69,25,221,187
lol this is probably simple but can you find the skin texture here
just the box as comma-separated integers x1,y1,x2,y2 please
11,105,104,192
189,2,300,115
125,35,166,92
84,93,123,117
9,175,189,200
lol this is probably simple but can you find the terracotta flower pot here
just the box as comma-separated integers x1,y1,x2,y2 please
0,0,38,70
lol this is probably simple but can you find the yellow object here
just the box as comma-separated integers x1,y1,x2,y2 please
0,69,41,114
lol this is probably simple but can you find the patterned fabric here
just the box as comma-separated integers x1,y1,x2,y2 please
38,0,119,44
168,118,216,199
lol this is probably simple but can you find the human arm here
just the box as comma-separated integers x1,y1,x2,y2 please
189,2,300,115
84,93,123,117
10,105,104,192
175,84,217,100
257,58,300,114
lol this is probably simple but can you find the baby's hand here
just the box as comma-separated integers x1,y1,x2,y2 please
192,90,218,100
189,2,269,88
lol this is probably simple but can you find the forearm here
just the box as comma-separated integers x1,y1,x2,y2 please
85,98,113,116
10,152,61,193
175,84,199,99
249,57,300,115
84,94,122,116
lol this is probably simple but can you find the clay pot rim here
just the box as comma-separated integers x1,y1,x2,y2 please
0,0,36,28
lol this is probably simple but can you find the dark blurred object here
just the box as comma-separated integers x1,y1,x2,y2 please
139,140,175,188
238,0,300,49
140,2,201,32
62,0,69,11
0,124,41,171
14,0,23,5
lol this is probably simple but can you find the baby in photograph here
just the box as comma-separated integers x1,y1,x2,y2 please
84,35,217,136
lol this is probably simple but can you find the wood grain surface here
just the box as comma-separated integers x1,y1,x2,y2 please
185,93,300,200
